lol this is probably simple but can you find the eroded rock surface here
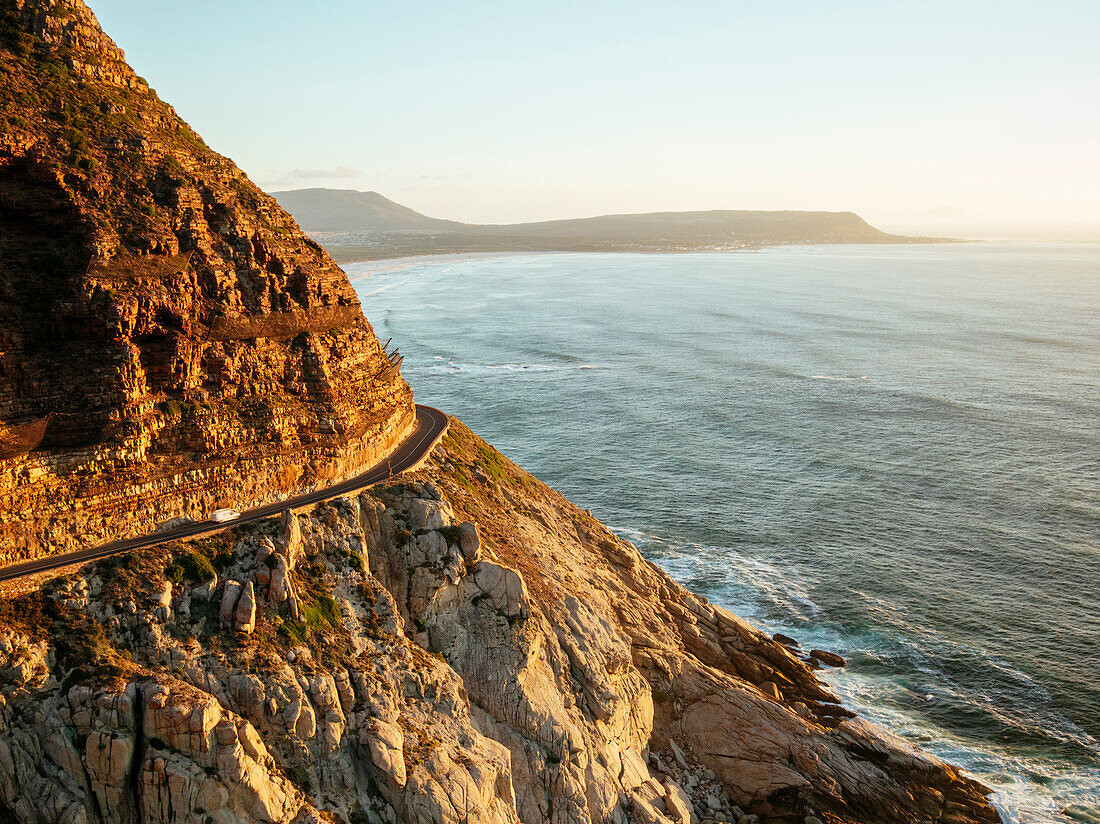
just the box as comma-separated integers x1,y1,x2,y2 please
0,0,414,558
0,422,999,824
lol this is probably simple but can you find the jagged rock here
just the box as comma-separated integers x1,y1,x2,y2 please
363,720,407,788
408,497,453,532
670,738,689,768
191,578,216,601
0,424,1000,824
472,560,528,618
759,680,781,699
280,509,302,567
269,554,291,602
665,780,696,824
234,581,257,634
149,581,172,609
287,586,302,620
220,580,242,626
149,580,173,622
457,521,481,561
809,649,847,668
0,0,416,561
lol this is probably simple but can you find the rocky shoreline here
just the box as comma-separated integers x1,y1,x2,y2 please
0,422,1000,824
0,2,1002,821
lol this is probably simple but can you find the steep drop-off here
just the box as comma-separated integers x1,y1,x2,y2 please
0,4,1002,823
0,423,1000,824
0,0,415,557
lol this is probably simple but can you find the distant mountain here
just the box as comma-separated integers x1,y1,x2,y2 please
270,188,930,261
271,188,462,232
469,209,900,244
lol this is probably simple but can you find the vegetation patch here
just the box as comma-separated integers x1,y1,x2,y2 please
336,546,365,572
165,551,216,585
0,593,131,691
99,547,173,602
299,594,341,629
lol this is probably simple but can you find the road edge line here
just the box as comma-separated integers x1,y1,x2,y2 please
402,409,449,475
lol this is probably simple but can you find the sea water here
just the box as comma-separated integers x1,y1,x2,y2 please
347,244,1100,823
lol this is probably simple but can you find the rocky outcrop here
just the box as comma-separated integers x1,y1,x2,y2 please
0,4,1002,823
0,0,415,559
0,421,999,824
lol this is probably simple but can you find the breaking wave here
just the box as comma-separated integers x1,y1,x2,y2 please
417,360,601,375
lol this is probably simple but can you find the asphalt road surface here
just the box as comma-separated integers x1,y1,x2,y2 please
0,404,448,583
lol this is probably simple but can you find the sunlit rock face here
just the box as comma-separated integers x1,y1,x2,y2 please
0,0,415,558
0,422,1000,824
0,6,1001,822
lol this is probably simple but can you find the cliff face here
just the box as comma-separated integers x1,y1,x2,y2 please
0,4,1001,823
0,0,414,558
0,422,999,824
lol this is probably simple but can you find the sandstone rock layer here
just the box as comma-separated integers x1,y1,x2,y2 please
0,0,414,558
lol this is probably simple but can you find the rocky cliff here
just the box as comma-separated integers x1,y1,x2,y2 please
0,3,1002,823
0,422,1000,824
0,0,414,558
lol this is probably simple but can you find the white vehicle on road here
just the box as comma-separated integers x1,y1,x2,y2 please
211,508,241,523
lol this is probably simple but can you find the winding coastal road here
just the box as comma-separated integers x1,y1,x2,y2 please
0,404,449,583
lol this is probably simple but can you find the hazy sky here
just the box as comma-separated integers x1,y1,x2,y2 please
90,1,1099,237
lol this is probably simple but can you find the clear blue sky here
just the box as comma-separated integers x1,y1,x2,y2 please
90,1,1099,236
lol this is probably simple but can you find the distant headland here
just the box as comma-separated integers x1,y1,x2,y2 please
272,188,947,262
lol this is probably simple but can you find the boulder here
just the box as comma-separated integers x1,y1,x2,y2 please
408,498,453,532
279,509,302,567
457,521,481,561
220,580,242,626
234,581,257,634
363,720,406,788
269,554,291,603
149,581,173,622
150,581,172,609
191,578,216,601
664,780,695,824
809,649,846,668
472,561,528,618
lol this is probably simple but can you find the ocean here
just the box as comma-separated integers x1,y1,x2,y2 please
346,243,1100,823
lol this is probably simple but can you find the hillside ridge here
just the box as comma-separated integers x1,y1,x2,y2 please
272,188,923,261
271,188,462,233
0,4,1000,824
0,421,1001,824
0,0,414,556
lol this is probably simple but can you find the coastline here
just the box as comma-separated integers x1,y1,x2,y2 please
321,235,962,266
348,245,1100,824
342,251,557,280
338,240,983,279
